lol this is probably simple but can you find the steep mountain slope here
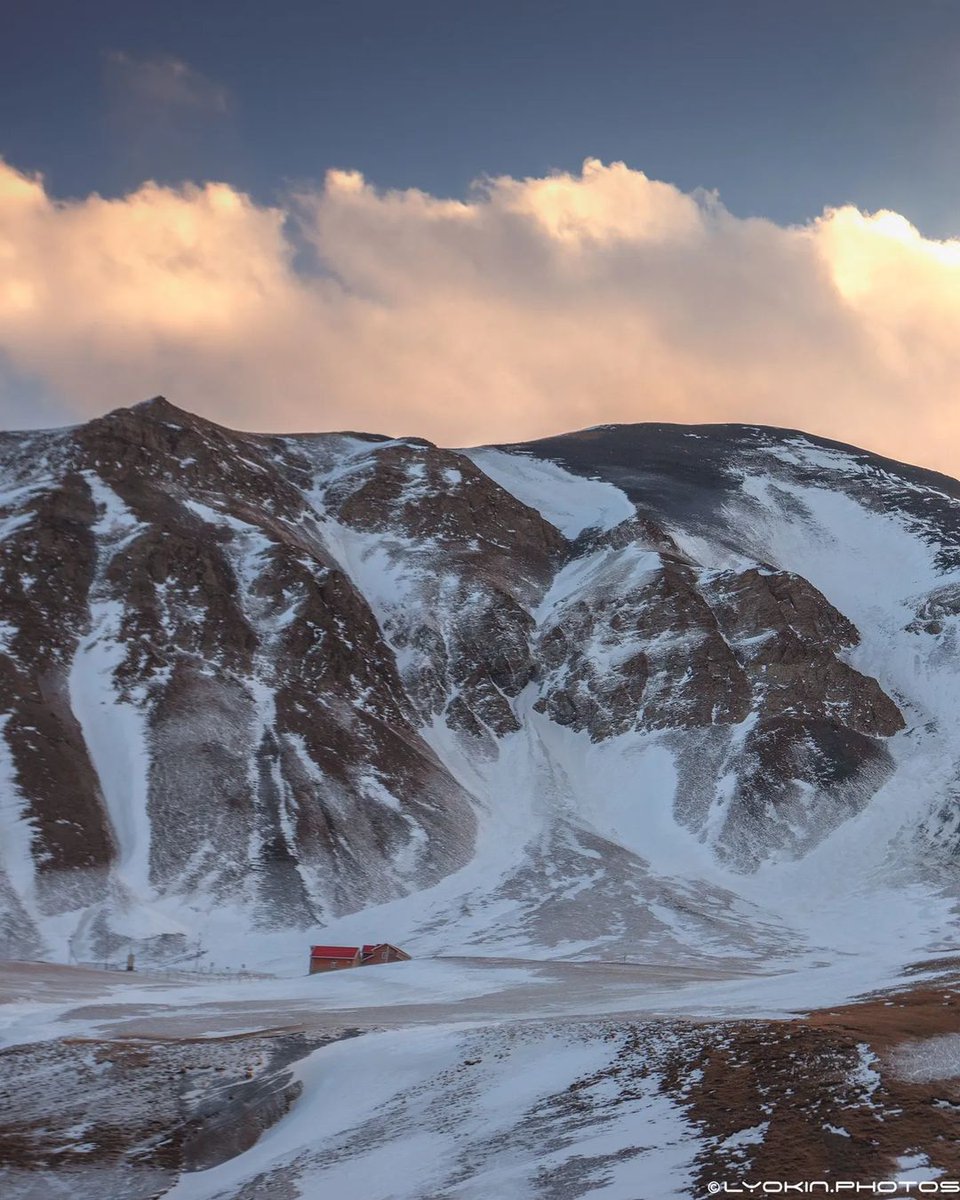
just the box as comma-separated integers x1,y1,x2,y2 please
1,401,958,976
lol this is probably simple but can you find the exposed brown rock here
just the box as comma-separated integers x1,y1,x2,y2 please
535,559,753,738
0,401,481,945
0,468,114,882
324,440,566,594
706,567,905,738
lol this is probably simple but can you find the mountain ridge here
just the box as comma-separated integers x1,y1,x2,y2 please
0,399,957,982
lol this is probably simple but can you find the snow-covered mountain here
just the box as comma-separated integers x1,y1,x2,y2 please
2,398,960,974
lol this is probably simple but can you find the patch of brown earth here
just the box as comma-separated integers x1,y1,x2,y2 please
670,982,960,1193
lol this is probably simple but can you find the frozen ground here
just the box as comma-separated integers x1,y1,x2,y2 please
3,943,953,1052
0,959,726,1199
5,954,960,1200
0,957,765,1054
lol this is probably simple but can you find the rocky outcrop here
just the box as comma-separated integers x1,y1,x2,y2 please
534,551,900,739
705,568,904,737
0,460,114,899
317,433,565,739
535,559,751,736
0,401,485,956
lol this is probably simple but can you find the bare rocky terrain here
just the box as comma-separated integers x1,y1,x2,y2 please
5,402,960,1195
0,400,943,962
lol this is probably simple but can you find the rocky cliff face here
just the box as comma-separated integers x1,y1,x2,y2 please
2,402,957,967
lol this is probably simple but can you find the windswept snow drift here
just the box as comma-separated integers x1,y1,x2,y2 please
164,1022,700,1200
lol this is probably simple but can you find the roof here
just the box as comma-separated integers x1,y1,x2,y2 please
310,945,360,958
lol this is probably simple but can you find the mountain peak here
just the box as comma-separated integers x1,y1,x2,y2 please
122,395,201,425
92,395,234,441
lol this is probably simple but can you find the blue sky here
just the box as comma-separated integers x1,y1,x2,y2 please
6,1,960,471
6,0,960,234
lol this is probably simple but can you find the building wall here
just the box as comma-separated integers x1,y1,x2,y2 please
309,955,360,974
360,945,410,966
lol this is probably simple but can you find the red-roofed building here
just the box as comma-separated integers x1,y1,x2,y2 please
309,942,410,974
308,945,363,972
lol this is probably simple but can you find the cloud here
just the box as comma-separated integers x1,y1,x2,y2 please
1,156,960,474
104,51,231,116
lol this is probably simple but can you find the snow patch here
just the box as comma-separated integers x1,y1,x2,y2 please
68,474,153,899
0,714,37,899
464,447,635,537
889,1033,960,1083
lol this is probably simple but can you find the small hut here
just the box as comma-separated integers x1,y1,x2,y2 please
308,942,410,974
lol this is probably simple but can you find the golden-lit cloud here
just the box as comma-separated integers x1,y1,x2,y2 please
2,156,960,473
